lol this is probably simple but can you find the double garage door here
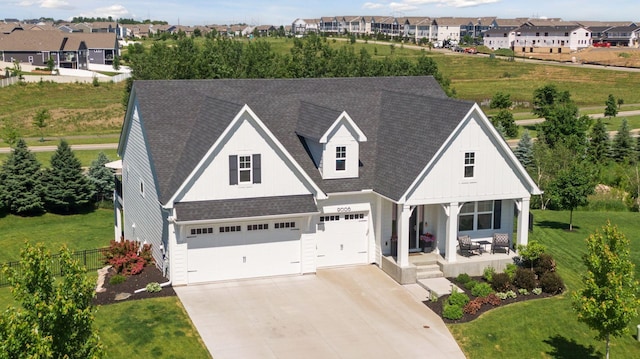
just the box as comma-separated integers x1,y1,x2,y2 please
185,212,370,284
186,219,302,284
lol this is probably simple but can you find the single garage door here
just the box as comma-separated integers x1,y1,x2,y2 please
186,220,301,284
316,212,369,268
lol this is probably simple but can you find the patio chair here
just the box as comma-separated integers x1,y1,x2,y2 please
491,233,510,254
458,235,480,257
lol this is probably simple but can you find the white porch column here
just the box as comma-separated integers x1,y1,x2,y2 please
443,202,460,263
516,198,531,248
397,203,412,267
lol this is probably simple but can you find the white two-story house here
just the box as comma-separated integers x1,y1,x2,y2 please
114,77,540,286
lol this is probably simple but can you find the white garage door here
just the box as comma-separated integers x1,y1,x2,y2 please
186,220,301,284
316,212,369,268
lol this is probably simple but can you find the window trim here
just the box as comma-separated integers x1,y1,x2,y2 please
464,152,475,178
335,146,346,171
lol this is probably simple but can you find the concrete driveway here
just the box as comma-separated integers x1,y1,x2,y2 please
175,265,465,359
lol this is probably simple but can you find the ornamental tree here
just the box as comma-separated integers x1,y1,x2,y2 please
572,222,640,359
548,161,595,230
0,243,104,358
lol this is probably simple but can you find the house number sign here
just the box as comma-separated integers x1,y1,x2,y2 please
336,207,351,212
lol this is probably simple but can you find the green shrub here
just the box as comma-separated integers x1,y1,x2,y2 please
534,253,557,277
505,290,517,299
471,282,493,297
109,274,126,285
496,292,508,300
455,273,471,284
448,289,470,307
518,288,529,295
539,272,565,294
465,280,479,290
532,287,542,295
504,263,517,280
491,272,511,292
513,267,537,291
146,282,162,293
483,266,496,282
517,240,546,268
443,304,464,320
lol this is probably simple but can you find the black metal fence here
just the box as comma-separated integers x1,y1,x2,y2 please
0,247,109,288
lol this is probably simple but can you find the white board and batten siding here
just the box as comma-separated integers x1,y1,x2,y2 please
121,104,166,266
177,115,314,202
407,112,533,205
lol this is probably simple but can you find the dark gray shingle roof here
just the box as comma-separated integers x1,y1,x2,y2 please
174,194,318,221
129,77,471,205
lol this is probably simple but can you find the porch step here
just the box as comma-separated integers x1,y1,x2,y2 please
417,277,461,298
416,264,444,279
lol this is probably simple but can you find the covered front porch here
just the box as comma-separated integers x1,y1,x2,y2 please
381,198,530,284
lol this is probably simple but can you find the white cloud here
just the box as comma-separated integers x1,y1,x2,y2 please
363,2,385,9
389,2,418,11
40,0,73,10
78,4,131,19
17,1,39,6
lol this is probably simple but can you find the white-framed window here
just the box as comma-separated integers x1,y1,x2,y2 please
219,225,241,233
458,201,495,231
28,56,33,63
190,227,214,236
239,155,252,183
139,179,144,196
229,154,261,185
464,152,475,178
274,221,296,229
344,213,364,220
336,146,346,171
319,215,340,222
247,223,269,231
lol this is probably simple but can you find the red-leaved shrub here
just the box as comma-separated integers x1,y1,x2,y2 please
463,298,483,315
105,239,154,275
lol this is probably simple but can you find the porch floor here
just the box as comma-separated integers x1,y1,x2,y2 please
407,248,518,278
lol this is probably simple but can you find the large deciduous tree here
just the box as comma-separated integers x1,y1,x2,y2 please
573,222,640,359
0,243,104,358
532,84,572,119
41,140,94,213
0,139,44,215
489,91,512,110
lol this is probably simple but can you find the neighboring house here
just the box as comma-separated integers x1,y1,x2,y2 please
0,31,117,68
433,17,476,43
401,17,433,42
484,27,517,50
319,17,339,34
114,77,540,286
514,25,591,52
603,25,640,47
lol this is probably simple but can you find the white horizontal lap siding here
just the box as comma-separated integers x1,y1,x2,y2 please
180,116,312,201
122,104,165,268
408,115,531,204
185,217,303,283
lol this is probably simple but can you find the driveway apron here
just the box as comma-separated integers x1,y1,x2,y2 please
175,265,466,359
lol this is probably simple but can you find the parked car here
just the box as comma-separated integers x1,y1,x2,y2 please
452,46,464,52
464,47,477,54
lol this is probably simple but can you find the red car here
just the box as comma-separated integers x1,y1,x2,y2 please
464,47,477,54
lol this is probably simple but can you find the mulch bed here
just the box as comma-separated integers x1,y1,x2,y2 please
93,266,176,306
423,277,555,324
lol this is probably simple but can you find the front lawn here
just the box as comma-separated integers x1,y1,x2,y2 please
450,210,640,358
95,297,211,359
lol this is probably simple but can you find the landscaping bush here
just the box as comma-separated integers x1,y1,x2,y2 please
471,282,494,297
518,288,530,296
455,273,472,284
505,290,517,299
539,271,565,294
443,304,464,320
109,274,126,285
104,239,154,275
504,263,517,280
532,287,542,295
146,282,162,293
496,292,508,300
483,266,496,282
463,298,483,315
534,252,557,277
465,280,479,290
513,267,537,291
448,289,470,307
485,293,502,306
491,272,512,292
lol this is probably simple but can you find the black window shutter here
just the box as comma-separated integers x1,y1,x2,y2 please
229,155,238,185
253,154,261,184
493,200,502,229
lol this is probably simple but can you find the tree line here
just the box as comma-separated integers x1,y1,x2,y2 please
509,85,640,228
122,34,453,106
0,140,114,216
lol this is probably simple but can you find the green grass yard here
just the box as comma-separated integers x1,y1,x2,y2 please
451,210,640,358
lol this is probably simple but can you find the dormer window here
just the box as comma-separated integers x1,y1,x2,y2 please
336,146,346,171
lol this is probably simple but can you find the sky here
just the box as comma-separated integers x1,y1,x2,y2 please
2,0,638,26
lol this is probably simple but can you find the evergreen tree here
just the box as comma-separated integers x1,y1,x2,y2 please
587,118,611,164
514,130,534,169
611,118,634,163
0,139,44,215
42,140,94,213
573,222,640,359
87,152,115,202
604,94,618,118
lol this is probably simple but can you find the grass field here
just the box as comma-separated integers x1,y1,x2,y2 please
0,209,114,262
450,210,640,359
